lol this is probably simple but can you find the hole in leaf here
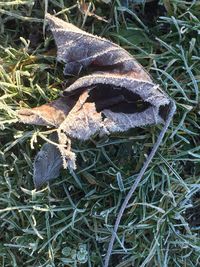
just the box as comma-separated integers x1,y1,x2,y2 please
87,84,151,113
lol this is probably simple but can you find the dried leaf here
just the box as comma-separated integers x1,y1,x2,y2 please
33,141,63,189
18,14,170,135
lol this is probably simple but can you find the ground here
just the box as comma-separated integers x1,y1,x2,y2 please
0,0,200,266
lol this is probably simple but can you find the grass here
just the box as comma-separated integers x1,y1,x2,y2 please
0,0,200,266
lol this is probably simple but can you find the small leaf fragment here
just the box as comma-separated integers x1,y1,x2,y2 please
33,142,63,189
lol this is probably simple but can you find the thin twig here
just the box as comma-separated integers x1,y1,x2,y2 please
104,100,176,267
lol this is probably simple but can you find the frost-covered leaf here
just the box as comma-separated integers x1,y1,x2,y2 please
33,142,63,189
18,14,171,136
